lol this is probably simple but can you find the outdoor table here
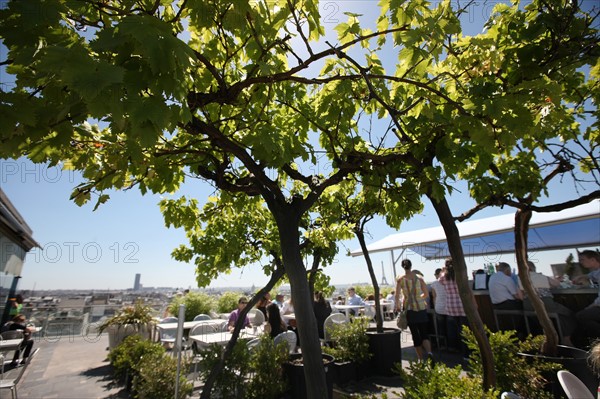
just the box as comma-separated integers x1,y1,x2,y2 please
332,305,364,321
189,329,259,347
155,319,224,341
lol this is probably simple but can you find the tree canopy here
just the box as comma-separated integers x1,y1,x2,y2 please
1,0,598,396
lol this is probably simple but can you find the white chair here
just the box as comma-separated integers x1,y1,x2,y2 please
273,331,297,354
193,314,212,321
363,305,376,321
246,338,261,351
500,392,522,399
158,317,178,348
0,347,39,399
323,313,347,343
557,370,594,399
250,309,265,327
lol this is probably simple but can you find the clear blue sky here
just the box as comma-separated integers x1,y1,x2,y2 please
2,157,593,291
1,1,597,291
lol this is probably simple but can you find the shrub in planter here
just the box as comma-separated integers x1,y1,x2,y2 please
197,340,252,398
323,316,371,384
463,327,560,399
132,350,193,399
107,335,166,385
168,292,216,321
395,360,499,399
99,300,156,348
246,335,289,399
216,291,240,314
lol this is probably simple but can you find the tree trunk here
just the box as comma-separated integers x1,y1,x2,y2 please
356,228,384,332
514,208,559,356
429,196,496,389
279,217,328,399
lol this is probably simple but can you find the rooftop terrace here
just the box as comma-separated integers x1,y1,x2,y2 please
2,319,467,398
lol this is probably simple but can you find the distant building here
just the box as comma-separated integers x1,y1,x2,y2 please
0,188,41,324
133,273,141,291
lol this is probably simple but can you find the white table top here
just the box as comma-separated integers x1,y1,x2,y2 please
334,304,364,310
189,329,259,346
156,319,223,330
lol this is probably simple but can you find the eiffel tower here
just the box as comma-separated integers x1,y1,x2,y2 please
380,261,389,285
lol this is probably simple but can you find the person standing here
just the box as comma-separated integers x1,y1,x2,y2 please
313,291,332,339
430,267,448,348
438,259,469,355
395,259,433,363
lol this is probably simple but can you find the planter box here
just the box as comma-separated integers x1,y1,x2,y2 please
283,353,335,399
519,345,599,398
366,327,402,377
107,323,153,349
333,361,358,386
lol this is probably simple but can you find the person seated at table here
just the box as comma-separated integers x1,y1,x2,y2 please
489,262,524,309
520,261,575,346
573,250,600,285
264,302,286,338
272,294,285,309
346,287,366,316
335,295,345,306
3,314,34,366
228,296,251,332
280,296,296,328
489,262,526,338
313,291,332,339
256,293,271,318
572,252,600,348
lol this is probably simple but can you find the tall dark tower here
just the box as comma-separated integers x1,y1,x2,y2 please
133,273,141,291
380,261,389,286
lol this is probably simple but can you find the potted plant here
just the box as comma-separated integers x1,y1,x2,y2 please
283,352,336,399
98,300,156,349
322,316,371,385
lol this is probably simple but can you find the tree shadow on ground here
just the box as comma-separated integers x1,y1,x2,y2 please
80,365,129,398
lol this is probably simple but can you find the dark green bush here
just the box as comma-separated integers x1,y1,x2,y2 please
107,335,166,382
197,340,251,398
168,292,216,321
246,334,289,399
132,351,193,399
464,327,560,399
216,291,240,314
322,316,371,363
395,360,499,399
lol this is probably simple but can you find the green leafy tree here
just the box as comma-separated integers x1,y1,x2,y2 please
3,0,597,394
168,291,215,321
217,292,242,314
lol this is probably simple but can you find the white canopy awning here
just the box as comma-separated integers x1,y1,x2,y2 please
350,200,600,260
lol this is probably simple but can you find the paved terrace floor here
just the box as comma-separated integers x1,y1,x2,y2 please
2,320,464,398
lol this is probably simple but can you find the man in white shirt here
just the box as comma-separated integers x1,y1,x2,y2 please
346,287,365,316
489,262,523,310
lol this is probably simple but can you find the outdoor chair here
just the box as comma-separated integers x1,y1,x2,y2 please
323,313,347,344
500,392,522,399
274,331,297,354
557,370,594,399
0,347,39,399
158,317,179,350
193,314,212,321
0,331,23,341
250,309,265,328
189,324,216,354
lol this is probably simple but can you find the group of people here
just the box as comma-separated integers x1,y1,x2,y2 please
488,249,600,348
394,249,600,363
395,258,468,362
226,290,333,343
